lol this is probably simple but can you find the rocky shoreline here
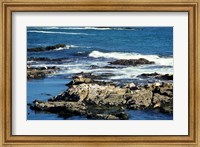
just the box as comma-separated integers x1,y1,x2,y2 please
28,55,173,120
30,72,173,120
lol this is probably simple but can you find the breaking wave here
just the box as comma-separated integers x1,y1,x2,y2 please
55,45,79,50
89,51,173,66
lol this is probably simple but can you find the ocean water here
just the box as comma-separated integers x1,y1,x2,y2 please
27,27,173,120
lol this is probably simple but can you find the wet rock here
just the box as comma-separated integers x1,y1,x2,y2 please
88,112,128,120
109,58,155,66
31,101,86,115
98,73,116,78
27,71,46,79
138,73,173,81
28,44,66,52
87,114,120,120
103,66,118,69
27,66,60,80
156,74,173,80
28,57,67,62
159,102,173,114
138,72,160,78
89,65,100,69
66,72,117,86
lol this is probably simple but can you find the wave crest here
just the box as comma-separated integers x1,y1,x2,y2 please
89,51,173,66
28,30,93,35
55,45,79,50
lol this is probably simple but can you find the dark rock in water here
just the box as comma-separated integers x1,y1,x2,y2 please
28,57,67,62
98,73,116,78
138,73,173,81
86,113,119,120
27,44,66,52
27,66,60,80
41,93,52,96
156,74,173,80
89,65,100,69
139,72,160,78
109,58,155,66
31,101,86,115
27,71,46,79
66,72,117,87
159,102,173,114
103,66,118,69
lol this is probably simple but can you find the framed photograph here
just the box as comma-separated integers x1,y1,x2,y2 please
0,0,199,146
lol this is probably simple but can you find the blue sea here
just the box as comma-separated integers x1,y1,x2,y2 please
27,27,173,120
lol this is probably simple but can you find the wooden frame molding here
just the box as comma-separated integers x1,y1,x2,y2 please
0,0,199,146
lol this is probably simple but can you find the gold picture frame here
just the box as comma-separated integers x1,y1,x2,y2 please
0,0,199,146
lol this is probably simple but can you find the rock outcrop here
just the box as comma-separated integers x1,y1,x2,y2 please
28,44,66,52
27,66,60,80
109,58,155,66
138,72,173,80
28,57,67,62
30,72,173,119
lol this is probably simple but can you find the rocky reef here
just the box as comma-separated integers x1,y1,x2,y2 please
138,72,173,80
27,44,66,52
109,58,155,66
30,72,173,120
27,66,60,80
28,57,67,62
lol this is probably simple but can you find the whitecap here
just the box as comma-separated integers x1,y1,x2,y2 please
54,45,79,50
89,51,173,66
28,30,94,35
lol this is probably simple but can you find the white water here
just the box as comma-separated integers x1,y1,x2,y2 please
89,51,173,66
31,27,135,30
54,45,79,50
28,30,94,35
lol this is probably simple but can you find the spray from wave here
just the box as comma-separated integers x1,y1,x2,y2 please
55,45,79,50
89,51,173,66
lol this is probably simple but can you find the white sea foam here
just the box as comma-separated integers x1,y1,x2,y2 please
31,27,135,30
28,30,93,35
55,45,79,50
30,60,173,81
89,51,173,66
109,66,173,80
